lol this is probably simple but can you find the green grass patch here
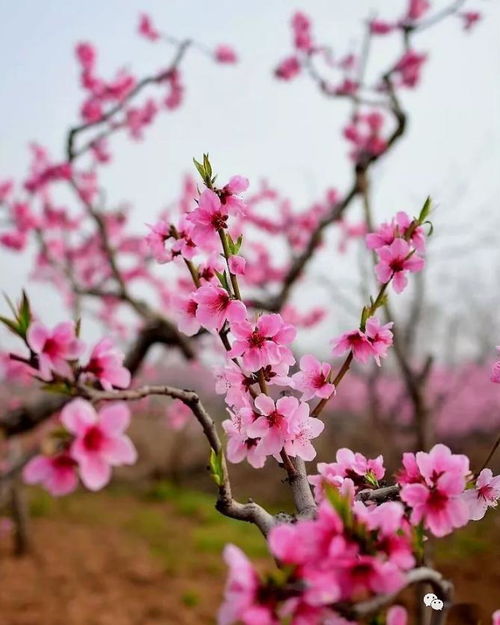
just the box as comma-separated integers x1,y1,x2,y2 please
28,488,54,518
181,590,201,608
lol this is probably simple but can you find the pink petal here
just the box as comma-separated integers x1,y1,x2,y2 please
99,402,130,434
27,322,48,353
61,398,97,434
79,455,111,491
23,455,52,484
254,393,275,415
102,435,137,465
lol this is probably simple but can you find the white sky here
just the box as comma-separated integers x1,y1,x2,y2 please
0,0,499,356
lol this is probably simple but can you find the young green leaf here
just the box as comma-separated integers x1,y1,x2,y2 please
417,196,432,224
0,315,21,336
209,448,224,487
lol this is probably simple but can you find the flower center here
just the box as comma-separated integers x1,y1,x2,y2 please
389,258,405,272
427,488,448,510
83,425,104,452
86,357,104,377
216,292,230,311
478,485,493,501
187,300,198,316
52,454,77,469
43,337,60,358
211,212,228,230
248,330,265,348
268,410,284,427
312,373,326,388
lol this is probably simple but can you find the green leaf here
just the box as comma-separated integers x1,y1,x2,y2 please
40,381,73,395
364,471,379,488
209,449,224,487
0,315,21,336
225,233,235,255
360,305,370,329
234,235,243,255
203,153,212,179
193,157,206,180
417,196,432,224
215,271,230,292
75,318,82,338
17,290,32,337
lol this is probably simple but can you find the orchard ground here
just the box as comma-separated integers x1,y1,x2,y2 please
1,481,499,625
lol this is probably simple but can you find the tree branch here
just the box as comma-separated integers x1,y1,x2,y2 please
349,567,453,622
80,384,275,536
0,319,195,438
66,39,192,162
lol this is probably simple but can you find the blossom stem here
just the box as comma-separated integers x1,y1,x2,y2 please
184,259,201,288
218,229,242,300
311,277,389,418
311,352,353,417
476,431,500,477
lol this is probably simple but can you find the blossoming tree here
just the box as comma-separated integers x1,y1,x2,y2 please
1,2,500,624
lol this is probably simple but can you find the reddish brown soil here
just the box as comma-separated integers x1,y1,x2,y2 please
0,489,499,625
0,499,224,625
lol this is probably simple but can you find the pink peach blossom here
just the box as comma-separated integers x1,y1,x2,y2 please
145,220,172,264
215,45,238,64
375,238,424,293
462,468,500,520
406,0,430,21
23,452,78,496
400,444,470,536
370,20,395,35
247,394,296,456
27,321,84,380
218,545,276,625
229,313,296,372
189,189,230,250
275,56,301,80
366,211,425,253
61,399,137,491
84,338,131,390
171,293,201,336
291,354,335,401
138,14,160,41
331,329,374,364
365,317,394,365
284,401,324,461
460,11,481,31
222,407,266,469
394,50,427,88
194,284,246,331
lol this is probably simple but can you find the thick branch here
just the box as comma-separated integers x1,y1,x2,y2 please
253,94,406,313
357,484,400,503
81,384,275,536
0,319,194,438
289,457,317,519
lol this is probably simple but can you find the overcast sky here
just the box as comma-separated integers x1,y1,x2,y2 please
0,0,499,354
